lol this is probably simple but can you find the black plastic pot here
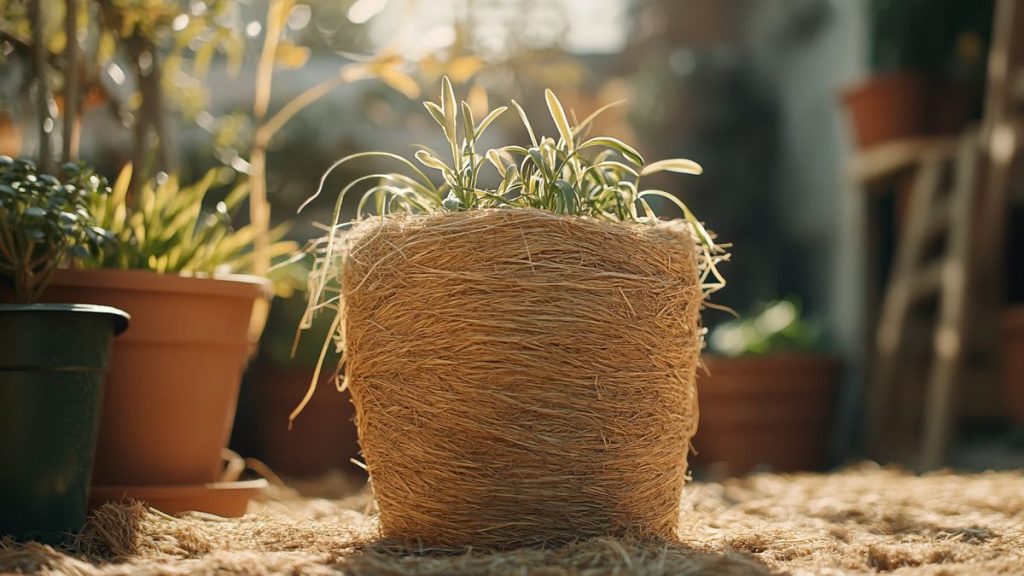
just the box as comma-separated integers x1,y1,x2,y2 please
0,304,129,543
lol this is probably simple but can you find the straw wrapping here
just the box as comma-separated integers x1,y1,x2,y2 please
338,209,705,548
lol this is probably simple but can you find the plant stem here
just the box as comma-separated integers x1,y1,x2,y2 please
259,74,346,141
29,0,52,172
62,0,80,163
249,0,286,281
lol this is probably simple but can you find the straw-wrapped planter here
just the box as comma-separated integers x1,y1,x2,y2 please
294,79,724,549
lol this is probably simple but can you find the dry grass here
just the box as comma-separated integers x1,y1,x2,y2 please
338,209,705,548
2,465,1023,575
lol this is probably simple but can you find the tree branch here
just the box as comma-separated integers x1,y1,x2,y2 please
29,0,52,172
257,74,346,145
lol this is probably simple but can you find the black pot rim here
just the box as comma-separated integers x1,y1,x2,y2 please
0,303,130,335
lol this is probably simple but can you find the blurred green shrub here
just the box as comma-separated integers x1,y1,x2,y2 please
708,297,823,357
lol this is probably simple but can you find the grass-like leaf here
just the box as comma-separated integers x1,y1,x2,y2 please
640,158,703,176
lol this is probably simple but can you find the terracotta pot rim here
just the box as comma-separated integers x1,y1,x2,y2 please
51,268,271,300
841,71,928,98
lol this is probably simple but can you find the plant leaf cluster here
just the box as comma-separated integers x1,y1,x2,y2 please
82,165,300,295
0,156,114,303
709,298,822,358
291,80,731,424
303,78,709,229
299,78,726,324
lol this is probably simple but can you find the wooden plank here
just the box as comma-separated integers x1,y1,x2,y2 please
920,197,952,245
851,137,958,185
907,262,944,304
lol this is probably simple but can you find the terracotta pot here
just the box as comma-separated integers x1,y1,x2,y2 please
1004,306,1024,423
843,73,928,149
41,269,270,486
245,364,361,478
693,354,840,476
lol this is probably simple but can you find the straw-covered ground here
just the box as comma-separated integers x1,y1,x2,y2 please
2,464,1022,575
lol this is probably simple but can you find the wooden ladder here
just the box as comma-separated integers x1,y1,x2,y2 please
865,132,979,469
865,0,1024,468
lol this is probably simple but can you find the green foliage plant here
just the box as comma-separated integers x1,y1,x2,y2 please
83,165,299,295
0,156,113,303
708,298,822,358
300,77,726,313
290,78,729,423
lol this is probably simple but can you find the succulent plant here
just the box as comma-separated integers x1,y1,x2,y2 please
0,156,113,303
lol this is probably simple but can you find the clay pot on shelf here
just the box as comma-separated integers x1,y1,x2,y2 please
693,354,840,477
843,73,975,150
843,73,928,149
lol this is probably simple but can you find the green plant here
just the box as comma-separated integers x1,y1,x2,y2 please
708,298,822,358
290,79,729,423
301,77,725,304
0,156,112,303
82,165,300,295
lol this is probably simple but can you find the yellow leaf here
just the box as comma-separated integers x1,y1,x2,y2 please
275,42,310,70
193,41,216,77
468,84,488,118
378,66,421,99
47,30,66,55
417,54,442,79
368,51,403,70
97,32,116,64
445,55,483,84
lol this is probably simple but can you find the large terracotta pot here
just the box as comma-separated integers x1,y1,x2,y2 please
1004,306,1024,423
42,269,270,486
693,354,840,477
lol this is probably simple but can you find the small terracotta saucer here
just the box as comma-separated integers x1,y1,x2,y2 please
88,479,268,517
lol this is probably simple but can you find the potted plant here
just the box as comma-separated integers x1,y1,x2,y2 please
38,166,294,512
843,0,991,148
0,157,129,542
291,79,726,548
693,298,839,477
